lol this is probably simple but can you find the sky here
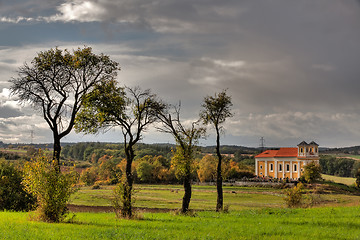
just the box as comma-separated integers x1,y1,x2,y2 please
0,0,360,148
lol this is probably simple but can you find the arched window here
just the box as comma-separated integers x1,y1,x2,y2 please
293,164,297,172
286,164,290,172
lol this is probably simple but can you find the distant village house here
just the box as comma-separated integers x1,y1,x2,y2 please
255,141,319,180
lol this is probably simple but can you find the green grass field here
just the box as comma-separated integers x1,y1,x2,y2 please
70,184,360,211
2,206,360,239
70,185,286,210
322,174,356,186
2,184,360,239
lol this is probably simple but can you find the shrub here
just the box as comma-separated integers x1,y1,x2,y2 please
0,161,35,211
112,177,135,219
22,153,79,222
283,183,303,208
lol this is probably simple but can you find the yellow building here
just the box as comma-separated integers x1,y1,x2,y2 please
255,141,319,180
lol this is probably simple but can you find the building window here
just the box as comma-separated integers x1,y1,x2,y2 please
270,163,273,172
294,164,297,172
286,164,290,172
300,148,303,153
279,164,282,172
260,165,263,170
260,172,263,175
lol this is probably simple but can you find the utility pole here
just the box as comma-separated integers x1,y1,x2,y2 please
30,130,34,144
259,137,265,152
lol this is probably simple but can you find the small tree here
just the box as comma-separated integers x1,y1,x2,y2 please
136,161,154,183
22,152,79,222
303,161,322,184
200,90,233,211
10,47,119,170
75,80,166,218
197,155,217,183
80,168,98,186
156,104,206,213
355,169,360,188
283,183,304,208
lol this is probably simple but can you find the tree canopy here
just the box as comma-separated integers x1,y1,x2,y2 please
10,47,119,167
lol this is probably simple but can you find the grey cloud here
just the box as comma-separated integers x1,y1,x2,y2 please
0,1,360,147
226,112,360,147
0,106,23,118
0,114,49,143
0,0,63,18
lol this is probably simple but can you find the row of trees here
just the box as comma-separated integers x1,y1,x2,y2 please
10,47,234,220
78,154,254,186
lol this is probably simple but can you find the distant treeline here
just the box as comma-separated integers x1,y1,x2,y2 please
59,142,256,185
60,142,259,163
320,155,360,178
321,146,360,155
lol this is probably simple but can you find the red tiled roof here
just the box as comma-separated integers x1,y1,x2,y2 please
255,148,297,158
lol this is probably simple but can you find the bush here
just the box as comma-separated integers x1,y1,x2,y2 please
112,177,135,219
22,153,79,222
0,161,35,211
283,183,303,208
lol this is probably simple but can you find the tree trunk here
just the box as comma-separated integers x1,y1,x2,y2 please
181,174,192,213
122,144,134,218
53,135,61,173
215,127,223,212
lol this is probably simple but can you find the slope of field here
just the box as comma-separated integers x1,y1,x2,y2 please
322,174,356,186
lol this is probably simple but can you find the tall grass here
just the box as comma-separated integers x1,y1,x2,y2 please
1,207,360,239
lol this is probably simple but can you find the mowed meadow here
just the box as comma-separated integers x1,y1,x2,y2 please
2,183,360,239
69,184,360,211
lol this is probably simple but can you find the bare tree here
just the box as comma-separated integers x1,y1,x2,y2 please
75,80,166,218
200,90,233,211
10,47,119,171
156,104,206,213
